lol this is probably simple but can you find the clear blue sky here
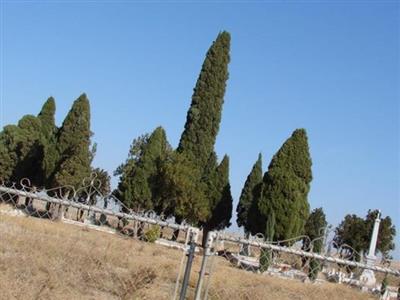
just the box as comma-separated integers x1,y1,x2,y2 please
1,1,399,258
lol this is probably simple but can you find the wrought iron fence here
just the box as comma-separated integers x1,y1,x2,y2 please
194,230,400,300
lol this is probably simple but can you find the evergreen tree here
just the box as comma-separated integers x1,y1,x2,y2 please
175,31,231,231
259,211,275,272
38,97,56,140
201,155,233,245
303,208,327,251
11,115,43,185
37,97,58,187
178,31,231,172
0,125,20,182
53,94,92,189
115,127,172,213
258,129,312,241
159,152,209,225
302,207,327,281
0,97,56,186
334,214,367,261
236,153,263,234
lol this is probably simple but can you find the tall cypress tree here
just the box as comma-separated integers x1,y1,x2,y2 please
38,97,56,139
258,129,312,241
116,126,172,212
53,94,92,189
159,151,209,225
176,31,231,231
302,208,327,280
201,155,233,245
0,97,56,185
303,207,327,251
236,153,263,235
11,115,43,185
178,31,231,172
37,97,58,187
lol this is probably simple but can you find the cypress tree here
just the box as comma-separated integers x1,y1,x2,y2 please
38,97,56,139
258,129,312,241
178,31,231,172
37,97,58,187
11,115,43,185
116,127,172,212
0,97,56,185
236,153,263,234
159,152,209,225
259,211,275,272
0,125,20,182
176,31,231,231
302,207,327,280
303,207,327,251
201,155,233,246
53,94,92,189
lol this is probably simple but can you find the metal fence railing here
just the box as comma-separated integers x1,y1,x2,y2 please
194,231,400,300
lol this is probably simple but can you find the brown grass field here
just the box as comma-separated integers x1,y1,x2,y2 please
0,207,377,300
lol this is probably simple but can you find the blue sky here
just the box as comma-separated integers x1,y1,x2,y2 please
1,1,399,258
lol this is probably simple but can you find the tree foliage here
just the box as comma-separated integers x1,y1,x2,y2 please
334,210,396,260
258,129,312,241
302,207,327,281
236,153,263,233
172,31,232,227
303,207,327,252
115,127,172,213
178,31,230,172
53,94,92,189
202,155,233,231
159,152,209,225
37,97,58,186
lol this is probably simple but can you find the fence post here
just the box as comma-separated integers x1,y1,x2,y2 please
179,230,196,300
194,231,216,300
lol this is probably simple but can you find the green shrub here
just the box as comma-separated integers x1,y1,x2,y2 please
144,225,161,243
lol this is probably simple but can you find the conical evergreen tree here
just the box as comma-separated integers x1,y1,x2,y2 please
37,97,58,186
11,115,43,185
303,207,327,281
159,151,209,225
201,155,233,245
116,127,172,212
0,97,56,185
258,129,312,241
38,97,56,139
303,207,327,251
178,31,231,172
53,94,92,189
176,31,231,229
236,153,263,234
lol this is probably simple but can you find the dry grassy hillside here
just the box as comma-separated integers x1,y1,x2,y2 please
0,208,376,300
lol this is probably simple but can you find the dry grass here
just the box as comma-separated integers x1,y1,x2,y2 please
0,208,377,300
